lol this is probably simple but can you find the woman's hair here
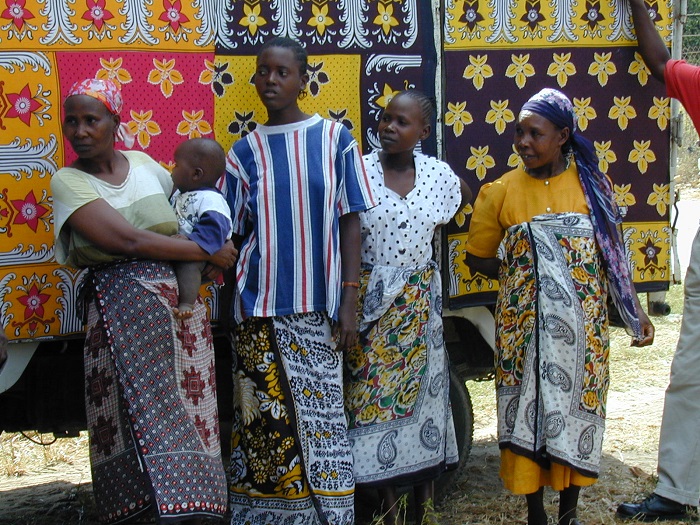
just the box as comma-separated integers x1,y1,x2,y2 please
258,36,308,77
394,89,436,125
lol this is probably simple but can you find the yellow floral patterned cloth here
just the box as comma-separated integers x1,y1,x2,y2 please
345,263,458,485
496,212,610,481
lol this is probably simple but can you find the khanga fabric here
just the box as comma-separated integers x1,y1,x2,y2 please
83,260,227,524
229,312,355,525
345,263,459,486
496,213,610,481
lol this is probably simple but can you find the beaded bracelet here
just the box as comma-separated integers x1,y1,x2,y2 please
342,281,360,288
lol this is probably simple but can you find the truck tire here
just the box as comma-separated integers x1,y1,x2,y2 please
435,368,474,500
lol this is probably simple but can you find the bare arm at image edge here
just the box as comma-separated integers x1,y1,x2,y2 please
627,0,671,83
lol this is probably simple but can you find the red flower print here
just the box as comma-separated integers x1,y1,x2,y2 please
156,282,179,307
176,322,197,356
86,322,109,359
182,366,205,406
159,0,189,32
5,84,42,126
85,366,114,408
92,415,118,456
201,321,213,347
194,415,211,447
11,190,49,232
17,283,50,320
81,0,114,30
208,359,216,389
1,0,34,30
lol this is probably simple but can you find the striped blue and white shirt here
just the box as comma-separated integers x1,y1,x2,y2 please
223,114,376,322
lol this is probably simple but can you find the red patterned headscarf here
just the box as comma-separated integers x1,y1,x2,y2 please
66,78,135,148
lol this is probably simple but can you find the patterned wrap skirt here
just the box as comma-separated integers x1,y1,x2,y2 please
496,213,610,485
228,312,355,525
82,260,228,523
344,262,459,487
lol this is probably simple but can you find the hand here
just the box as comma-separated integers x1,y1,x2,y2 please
631,312,655,347
209,239,238,270
202,263,224,282
333,294,359,352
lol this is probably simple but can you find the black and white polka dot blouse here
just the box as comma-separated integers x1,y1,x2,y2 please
359,151,462,267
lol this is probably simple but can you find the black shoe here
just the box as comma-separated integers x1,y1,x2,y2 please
616,493,696,521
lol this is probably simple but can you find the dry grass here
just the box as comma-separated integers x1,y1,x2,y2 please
432,284,690,525
0,431,90,478
0,286,691,524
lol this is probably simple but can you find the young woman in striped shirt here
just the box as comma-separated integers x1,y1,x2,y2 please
224,37,376,525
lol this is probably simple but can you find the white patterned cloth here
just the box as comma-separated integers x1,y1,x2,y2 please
170,187,232,254
229,312,354,525
496,213,609,478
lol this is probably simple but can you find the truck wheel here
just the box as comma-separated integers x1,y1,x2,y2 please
435,368,474,500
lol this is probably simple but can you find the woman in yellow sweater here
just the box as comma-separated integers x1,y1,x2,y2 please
466,88,655,525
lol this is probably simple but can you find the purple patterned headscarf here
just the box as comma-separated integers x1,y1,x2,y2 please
522,88,642,338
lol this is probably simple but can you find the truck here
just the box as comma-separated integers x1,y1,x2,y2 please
0,0,677,491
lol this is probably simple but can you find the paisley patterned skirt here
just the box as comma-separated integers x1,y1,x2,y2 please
496,213,610,483
344,263,459,487
228,312,355,525
83,260,227,523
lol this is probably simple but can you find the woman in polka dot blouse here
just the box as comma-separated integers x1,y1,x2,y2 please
344,89,472,525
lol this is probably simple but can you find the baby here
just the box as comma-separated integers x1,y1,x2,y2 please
170,138,233,319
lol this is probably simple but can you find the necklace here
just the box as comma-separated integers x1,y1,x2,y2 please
525,154,571,179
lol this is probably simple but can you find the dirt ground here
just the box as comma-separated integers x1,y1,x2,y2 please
0,207,695,524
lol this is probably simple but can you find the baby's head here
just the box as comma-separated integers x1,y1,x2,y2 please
172,138,226,192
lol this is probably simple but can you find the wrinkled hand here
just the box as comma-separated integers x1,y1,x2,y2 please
209,239,238,271
334,298,358,352
631,313,655,347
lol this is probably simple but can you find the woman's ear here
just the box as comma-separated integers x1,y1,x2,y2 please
559,126,571,146
420,124,432,141
111,114,121,140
